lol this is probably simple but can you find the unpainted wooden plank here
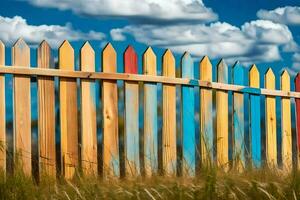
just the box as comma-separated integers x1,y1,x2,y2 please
80,42,97,176
37,40,56,177
295,73,300,169
12,38,31,176
102,43,119,178
0,41,5,173
59,40,78,179
249,65,261,168
232,61,245,171
143,47,158,177
181,52,195,176
265,68,277,167
124,45,139,177
162,49,176,176
280,70,292,171
216,59,229,170
199,56,213,167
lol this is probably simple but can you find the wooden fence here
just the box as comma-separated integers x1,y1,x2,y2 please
0,38,300,179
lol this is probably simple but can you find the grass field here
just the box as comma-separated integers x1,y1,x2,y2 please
0,168,300,200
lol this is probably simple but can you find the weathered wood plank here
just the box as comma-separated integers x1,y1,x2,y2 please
162,49,176,176
143,47,158,177
181,52,195,176
0,41,5,173
216,59,229,170
199,56,213,168
12,38,31,176
102,43,119,178
80,42,97,176
124,45,139,177
295,74,300,169
281,70,292,171
249,65,261,168
59,40,78,179
37,41,56,177
265,68,277,167
232,62,244,171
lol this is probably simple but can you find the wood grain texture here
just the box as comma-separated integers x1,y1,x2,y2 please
249,65,261,168
0,41,5,173
265,68,277,167
37,41,56,177
59,40,78,179
295,74,300,169
199,56,213,167
280,70,292,171
124,45,139,177
181,52,195,176
80,42,97,176
232,62,245,171
143,47,158,177
12,38,31,176
216,59,229,170
102,43,119,178
162,49,176,176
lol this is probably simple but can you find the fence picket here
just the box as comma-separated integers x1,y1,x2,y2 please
102,43,119,178
59,40,78,179
232,62,245,171
181,52,195,176
80,42,97,176
124,45,139,177
295,74,300,169
265,68,277,167
280,70,292,171
216,59,229,170
12,38,31,175
37,41,56,177
249,65,261,168
199,56,213,168
0,41,5,173
162,50,176,176
143,47,157,176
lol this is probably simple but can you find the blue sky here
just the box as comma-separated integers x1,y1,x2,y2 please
0,0,299,80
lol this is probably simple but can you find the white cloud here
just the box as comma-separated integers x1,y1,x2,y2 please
111,20,294,64
257,6,300,25
0,15,105,47
110,29,126,41
293,53,300,62
23,0,218,23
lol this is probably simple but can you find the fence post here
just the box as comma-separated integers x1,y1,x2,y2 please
12,38,31,176
0,41,5,174
162,49,176,176
102,43,119,178
37,41,56,177
280,70,292,171
265,68,277,167
143,47,158,177
124,45,139,177
80,42,97,176
181,52,195,176
59,40,78,179
232,61,245,171
216,59,229,170
199,56,213,169
249,65,261,168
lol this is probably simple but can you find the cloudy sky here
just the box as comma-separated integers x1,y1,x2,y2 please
0,0,299,78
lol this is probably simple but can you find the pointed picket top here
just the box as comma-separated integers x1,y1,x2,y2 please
39,40,50,49
12,38,30,66
295,73,300,92
124,45,138,74
80,41,95,72
143,46,156,75
0,40,4,49
281,70,290,91
265,68,275,89
0,40,4,65
162,49,175,77
217,59,228,83
59,40,74,70
249,64,260,88
200,55,212,81
181,51,193,79
102,43,116,72
38,40,52,69
233,61,244,85
13,38,29,50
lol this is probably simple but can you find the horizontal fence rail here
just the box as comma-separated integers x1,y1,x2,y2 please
0,39,299,179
